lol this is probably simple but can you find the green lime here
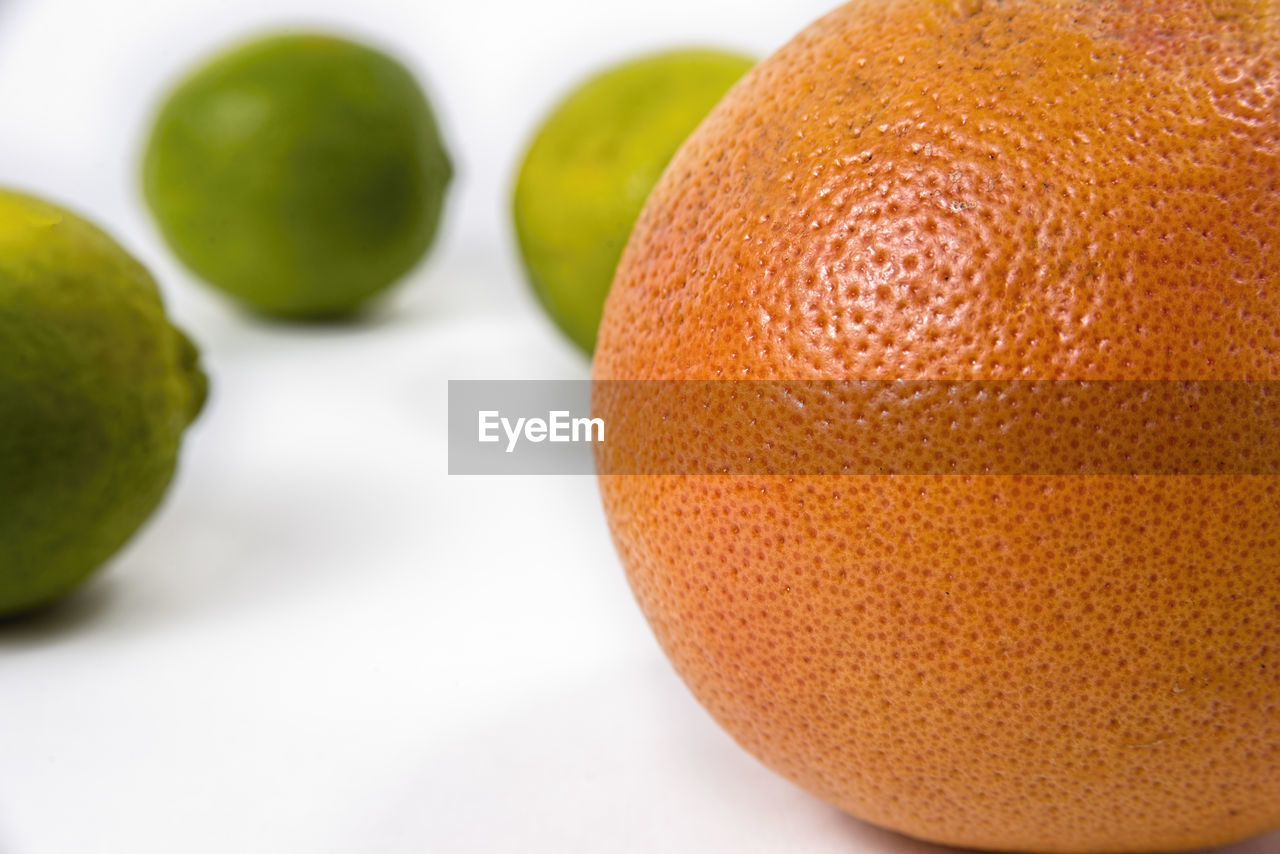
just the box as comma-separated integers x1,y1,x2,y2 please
513,48,754,353
0,189,206,618
142,32,452,320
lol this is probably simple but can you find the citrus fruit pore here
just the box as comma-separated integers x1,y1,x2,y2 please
594,0,1280,851
0,189,206,618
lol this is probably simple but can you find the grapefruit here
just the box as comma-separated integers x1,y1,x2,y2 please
593,0,1280,851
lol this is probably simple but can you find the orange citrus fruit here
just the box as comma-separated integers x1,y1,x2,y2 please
593,0,1280,851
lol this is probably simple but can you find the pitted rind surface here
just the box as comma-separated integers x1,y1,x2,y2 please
594,1,1280,850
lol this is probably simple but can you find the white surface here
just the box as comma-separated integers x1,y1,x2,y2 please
0,2,1278,853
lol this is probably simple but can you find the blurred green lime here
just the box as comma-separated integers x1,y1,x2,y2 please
513,48,754,353
0,188,206,618
142,32,452,320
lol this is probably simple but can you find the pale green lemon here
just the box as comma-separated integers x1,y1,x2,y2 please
0,189,205,617
513,49,754,353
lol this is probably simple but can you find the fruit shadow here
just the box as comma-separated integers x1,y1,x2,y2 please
174,243,538,379
220,238,533,335
829,813,1280,854
0,254,513,645
0,579,121,643
332,659,961,853
0,460,432,648
204,295,412,355
1197,832,1280,854
341,656,1280,854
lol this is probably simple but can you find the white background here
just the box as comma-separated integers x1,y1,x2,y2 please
0,1,1277,853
